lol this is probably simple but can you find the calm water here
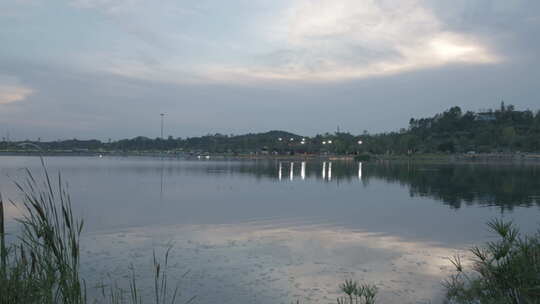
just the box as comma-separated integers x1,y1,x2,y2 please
1,156,540,304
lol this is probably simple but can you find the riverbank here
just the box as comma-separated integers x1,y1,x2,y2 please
376,152,540,164
3,150,540,164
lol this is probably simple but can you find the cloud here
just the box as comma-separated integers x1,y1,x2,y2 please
70,0,136,14
62,0,501,85
0,76,33,105
0,0,537,140
205,0,500,82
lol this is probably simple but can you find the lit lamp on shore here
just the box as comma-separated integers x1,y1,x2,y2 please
357,140,363,154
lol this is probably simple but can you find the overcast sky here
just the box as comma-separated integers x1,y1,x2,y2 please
1,0,539,140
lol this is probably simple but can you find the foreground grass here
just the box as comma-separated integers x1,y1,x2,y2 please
445,220,540,304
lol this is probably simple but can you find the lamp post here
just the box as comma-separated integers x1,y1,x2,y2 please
160,113,165,139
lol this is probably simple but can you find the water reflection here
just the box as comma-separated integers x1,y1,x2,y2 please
172,159,540,210
3,157,540,213
290,162,294,181
2,156,539,304
328,162,332,181
160,157,165,200
370,162,540,210
275,161,342,182
81,221,462,304
3,157,540,212
197,160,539,210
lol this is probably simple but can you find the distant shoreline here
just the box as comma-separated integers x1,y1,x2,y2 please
1,151,540,164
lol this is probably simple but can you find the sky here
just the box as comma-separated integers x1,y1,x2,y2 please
1,0,539,140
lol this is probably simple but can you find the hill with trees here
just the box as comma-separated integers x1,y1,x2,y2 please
396,102,540,153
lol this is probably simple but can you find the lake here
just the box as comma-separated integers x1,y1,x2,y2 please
1,156,539,304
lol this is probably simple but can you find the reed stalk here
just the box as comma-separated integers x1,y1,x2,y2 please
1,193,6,275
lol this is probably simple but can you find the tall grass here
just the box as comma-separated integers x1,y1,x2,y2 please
444,219,540,304
1,193,6,273
0,158,192,304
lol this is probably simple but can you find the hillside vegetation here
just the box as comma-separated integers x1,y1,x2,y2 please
2,103,539,155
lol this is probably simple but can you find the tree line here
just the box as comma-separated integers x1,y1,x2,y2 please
2,103,540,154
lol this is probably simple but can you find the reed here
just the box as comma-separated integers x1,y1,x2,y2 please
1,193,6,274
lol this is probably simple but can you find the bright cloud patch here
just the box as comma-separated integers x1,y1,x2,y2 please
207,0,500,82
0,77,33,105
66,0,500,84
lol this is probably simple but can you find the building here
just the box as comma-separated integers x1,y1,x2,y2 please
475,112,496,121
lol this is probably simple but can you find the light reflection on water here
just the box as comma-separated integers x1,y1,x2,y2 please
1,156,540,304
276,161,362,182
80,222,464,304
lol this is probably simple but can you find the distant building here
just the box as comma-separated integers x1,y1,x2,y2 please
475,112,496,121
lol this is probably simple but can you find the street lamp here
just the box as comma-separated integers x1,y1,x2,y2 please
160,113,165,139
357,140,364,155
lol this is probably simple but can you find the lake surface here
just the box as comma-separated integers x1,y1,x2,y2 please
1,156,540,304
